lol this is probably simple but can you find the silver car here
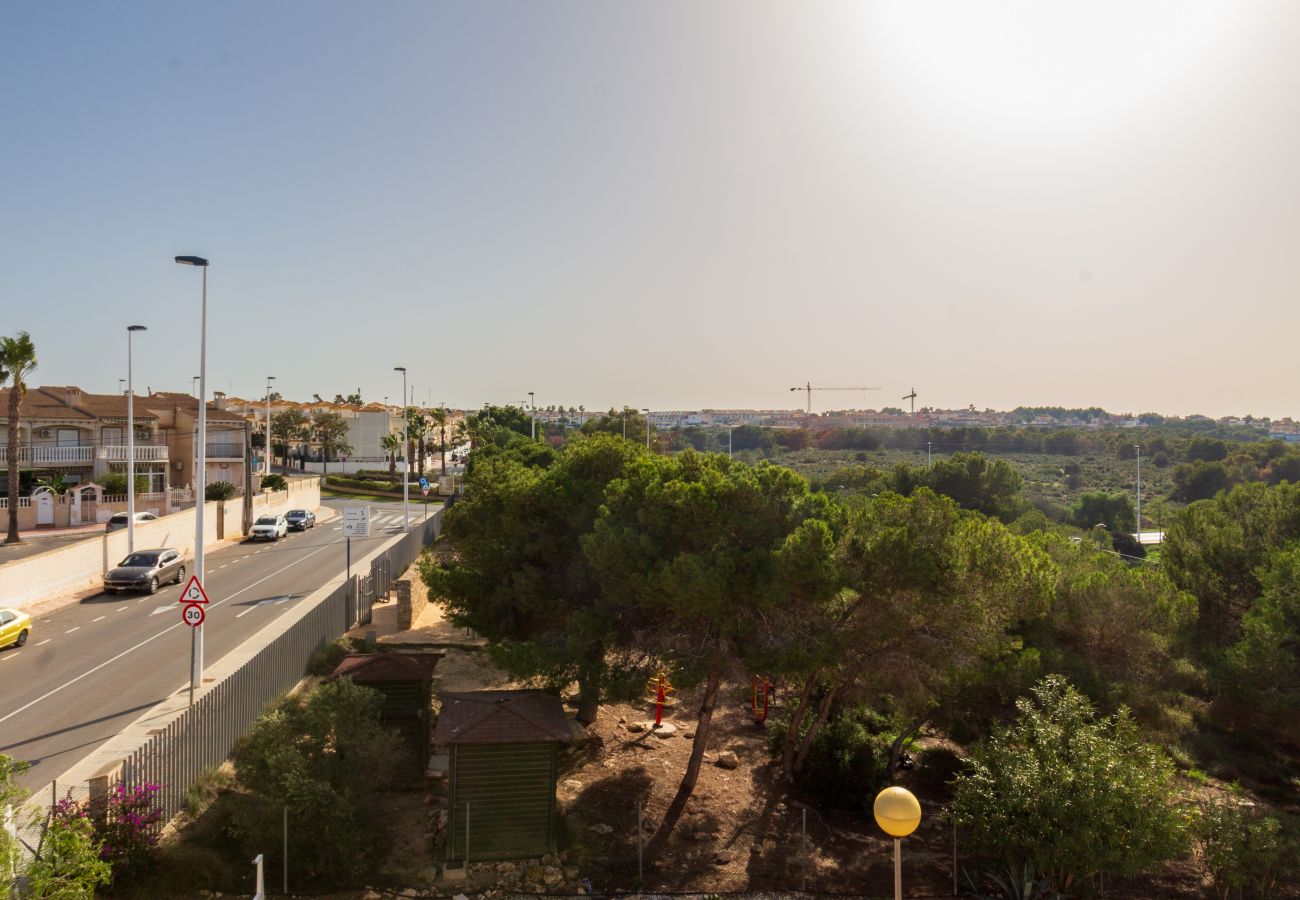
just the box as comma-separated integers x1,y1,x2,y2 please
249,514,288,542
104,548,187,595
105,511,157,532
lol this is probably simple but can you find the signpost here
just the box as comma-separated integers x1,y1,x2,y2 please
342,506,370,584
420,476,430,516
178,575,210,704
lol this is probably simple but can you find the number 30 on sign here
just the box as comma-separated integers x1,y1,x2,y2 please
182,603,205,627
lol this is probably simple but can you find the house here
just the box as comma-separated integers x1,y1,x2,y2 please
143,392,249,492
434,690,576,862
0,386,170,492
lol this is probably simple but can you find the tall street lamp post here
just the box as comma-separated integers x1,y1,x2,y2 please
641,408,651,449
528,391,536,440
175,254,208,705
264,377,276,477
395,367,409,531
126,325,147,554
728,423,735,459
1136,444,1142,538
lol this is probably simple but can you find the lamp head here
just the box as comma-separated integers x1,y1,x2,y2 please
174,255,209,267
394,366,406,373
127,325,147,332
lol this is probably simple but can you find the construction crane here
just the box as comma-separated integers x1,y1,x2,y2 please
789,382,881,414
902,387,918,416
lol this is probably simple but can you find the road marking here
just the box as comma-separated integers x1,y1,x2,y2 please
116,607,128,613
65,627,79,634
0,532,348,727
149,606,170,617
1,652,18,660
36,639,51,646
92,615,106,622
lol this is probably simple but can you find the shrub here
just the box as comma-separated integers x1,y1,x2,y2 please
230,678,402,886
49,783,163,880
1197,799,1299,899
260,474,288,492
100,473,149,496
911,745,963,799
767,705,890,810
950,677,1190,892
306,634,379,676
205,481,237,501
25,813,111,899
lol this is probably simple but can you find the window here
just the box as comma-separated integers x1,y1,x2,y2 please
102,426,123,446
56,429,80,447
0,611,13,626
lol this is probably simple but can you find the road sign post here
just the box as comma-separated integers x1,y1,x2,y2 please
178,575,210,705
182,604,205,627
342,507,370,600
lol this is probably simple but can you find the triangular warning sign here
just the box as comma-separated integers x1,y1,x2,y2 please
178,574,211,605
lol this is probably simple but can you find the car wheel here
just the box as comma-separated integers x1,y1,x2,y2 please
175,565,186,585
15,630,28,647
148,577,159,595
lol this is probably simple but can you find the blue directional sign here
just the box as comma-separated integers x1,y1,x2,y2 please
419,476,429,490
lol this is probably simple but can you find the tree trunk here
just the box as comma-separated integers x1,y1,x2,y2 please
887,716,927,777
6,390,22,544
793,683,841,772
648,668,723,851
388,452,396,476
439,426,446,474
781,675,819,778
576,665,601,726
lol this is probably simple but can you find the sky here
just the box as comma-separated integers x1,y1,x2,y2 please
2,1,1298,418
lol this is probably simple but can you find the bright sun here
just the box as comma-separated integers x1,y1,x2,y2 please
867,1,1250,133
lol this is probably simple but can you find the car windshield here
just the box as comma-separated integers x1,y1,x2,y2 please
109,514,128,523
119,553,160,567
256,516,278,525
287,510,305,516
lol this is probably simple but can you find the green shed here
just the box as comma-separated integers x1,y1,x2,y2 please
435,690,575,863
331,652,439,783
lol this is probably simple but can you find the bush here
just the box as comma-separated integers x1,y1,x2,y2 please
911,745,963,799
767,705,890,810
306,635,379,676
49,783,163,881
950,677,1190,892
205,481,237,501
100,473,149,496
0,755,29,879
1197,799,1299,899
230,678,402,886
25,813,111,899
260,474,288,492
324,475,403,495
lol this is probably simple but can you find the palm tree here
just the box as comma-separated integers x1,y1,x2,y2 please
405,407,426,476
1,331,38,544
429,407,449,473
380,433,402,476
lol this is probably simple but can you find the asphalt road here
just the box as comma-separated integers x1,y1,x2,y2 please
0,526,105,566
0,497,436,792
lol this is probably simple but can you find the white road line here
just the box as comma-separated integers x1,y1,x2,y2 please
36,639,52,646
1,652,18,660
149,606,171,617
115,607,128,613
65,627,79,634
0,534,346,726
92,616,106,622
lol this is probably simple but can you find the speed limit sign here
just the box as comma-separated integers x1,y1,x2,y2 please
182,603,205,627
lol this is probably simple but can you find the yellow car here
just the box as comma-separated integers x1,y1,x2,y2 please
0,607,33,650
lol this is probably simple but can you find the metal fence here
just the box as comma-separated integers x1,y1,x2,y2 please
9,511,445,859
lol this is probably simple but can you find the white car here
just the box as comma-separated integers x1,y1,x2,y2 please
249,514,288,541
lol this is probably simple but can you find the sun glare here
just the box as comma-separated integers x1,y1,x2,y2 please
869,1,1249,134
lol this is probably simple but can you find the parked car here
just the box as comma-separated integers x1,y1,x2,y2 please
106,511,157,532
285,509,316,531
249,514,288,541
0,608,32,649
103,548,187,595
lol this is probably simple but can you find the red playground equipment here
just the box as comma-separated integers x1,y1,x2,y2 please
751,675,776,723
646,670,675,726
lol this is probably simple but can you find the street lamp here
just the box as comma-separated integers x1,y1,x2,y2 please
191,375,199,397
264,377,276,477
126,325,147,554
174,254,208,705
874,786,922,900
728,423,735,459
1135,444,1142,539
118,378,125,395
641,408,651,449
395,367,409,531
528,391,536,440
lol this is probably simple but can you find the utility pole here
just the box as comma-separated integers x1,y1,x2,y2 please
243,420,253,534
1135,444,1142,538
642,408,651,449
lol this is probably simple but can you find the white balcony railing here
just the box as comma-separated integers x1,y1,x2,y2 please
97,444,169,462
0,444,169,466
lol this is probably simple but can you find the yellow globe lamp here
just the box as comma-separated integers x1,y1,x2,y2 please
874,786,922,900
873,785,922,837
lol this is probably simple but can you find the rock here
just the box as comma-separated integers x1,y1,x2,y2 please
683,730,696,738
715,750,740,769
362,892,383,900
649,721,677,738
496,862,517,874
564,865,579,879
398,889,419,898
542,853,560,867
543,866,564,886
525,864,545,882
589,822,614,835
561,778,583,791
714,850,734,864
626,721,646,733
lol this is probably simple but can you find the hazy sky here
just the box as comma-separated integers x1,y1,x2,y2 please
3,2,1297,417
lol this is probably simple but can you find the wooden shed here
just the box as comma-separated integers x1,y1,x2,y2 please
331,652,439,782
434,690,574,862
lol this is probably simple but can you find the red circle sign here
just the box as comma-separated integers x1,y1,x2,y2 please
182,603,205,627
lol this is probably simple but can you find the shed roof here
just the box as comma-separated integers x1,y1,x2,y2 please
433,690,573,746
331,652,439,683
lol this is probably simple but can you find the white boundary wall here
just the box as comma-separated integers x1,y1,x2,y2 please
0,478,321,610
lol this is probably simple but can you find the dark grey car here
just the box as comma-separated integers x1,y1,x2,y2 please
103,548,187,595
285,509,315,531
